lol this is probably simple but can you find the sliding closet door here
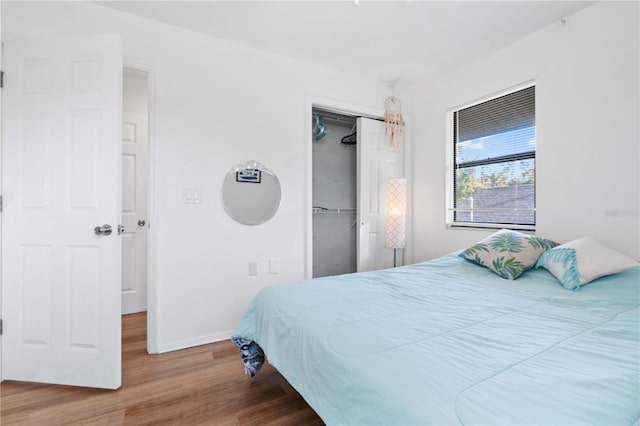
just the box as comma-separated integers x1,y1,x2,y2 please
357,117,404,272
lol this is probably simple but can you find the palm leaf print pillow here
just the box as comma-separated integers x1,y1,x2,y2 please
460,229,558,280
535,237,638,290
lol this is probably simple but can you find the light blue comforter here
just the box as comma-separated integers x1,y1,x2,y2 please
233,254,640,425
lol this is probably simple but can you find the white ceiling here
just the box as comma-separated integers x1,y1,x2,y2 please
96,1,596,85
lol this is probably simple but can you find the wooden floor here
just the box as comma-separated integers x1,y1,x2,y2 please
1,313,324,425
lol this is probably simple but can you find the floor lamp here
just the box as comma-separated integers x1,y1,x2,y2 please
385,177,406,267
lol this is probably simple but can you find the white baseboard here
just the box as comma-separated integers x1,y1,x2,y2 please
156,329,234,354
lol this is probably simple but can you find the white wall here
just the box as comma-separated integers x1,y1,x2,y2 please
2,1,390,352
410,1,639,262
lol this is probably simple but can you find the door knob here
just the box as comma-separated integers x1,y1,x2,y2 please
137,220,146,227
94,224,112,236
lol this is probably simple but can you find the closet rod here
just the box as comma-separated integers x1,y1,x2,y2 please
312,207,357,213
312,108,384,123
312,113,356,128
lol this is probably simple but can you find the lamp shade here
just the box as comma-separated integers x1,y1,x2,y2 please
385,178,407,249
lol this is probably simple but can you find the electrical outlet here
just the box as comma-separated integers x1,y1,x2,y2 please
248,262,258,276
269,258,280,274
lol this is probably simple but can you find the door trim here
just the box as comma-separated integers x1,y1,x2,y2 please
123,58,158,354
1,11,4,382
304,96,385,279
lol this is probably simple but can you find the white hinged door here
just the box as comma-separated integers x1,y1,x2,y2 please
2,35,123,389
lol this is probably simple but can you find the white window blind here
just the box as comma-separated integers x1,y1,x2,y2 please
451,85,536,228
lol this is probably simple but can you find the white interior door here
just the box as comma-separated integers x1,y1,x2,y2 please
2,35,123,389
357,117,404,272
122,107,148,314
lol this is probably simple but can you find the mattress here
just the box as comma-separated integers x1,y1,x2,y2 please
233,253,640,425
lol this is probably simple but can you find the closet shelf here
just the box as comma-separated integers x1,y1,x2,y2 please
312,207,356,214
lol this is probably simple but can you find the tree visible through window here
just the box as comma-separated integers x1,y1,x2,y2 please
451,85,536,228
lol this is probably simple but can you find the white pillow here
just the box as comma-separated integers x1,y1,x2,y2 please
535,237,638,290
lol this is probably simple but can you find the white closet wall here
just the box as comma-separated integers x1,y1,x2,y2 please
312,113,357,278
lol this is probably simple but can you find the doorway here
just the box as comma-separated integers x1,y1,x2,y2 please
1,36,159,389
311,108,358,278
307,102,406,279
122,68,149,315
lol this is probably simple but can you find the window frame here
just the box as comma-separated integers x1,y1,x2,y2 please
445,82,536,231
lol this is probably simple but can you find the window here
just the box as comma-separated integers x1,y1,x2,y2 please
448,84,536,230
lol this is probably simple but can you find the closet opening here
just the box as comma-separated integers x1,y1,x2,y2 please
312,108,359,278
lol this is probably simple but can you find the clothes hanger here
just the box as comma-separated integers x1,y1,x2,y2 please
341,132,357,145
341,122,357,145
313,116,329,142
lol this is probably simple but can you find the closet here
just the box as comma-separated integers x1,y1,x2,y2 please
312,108,358,278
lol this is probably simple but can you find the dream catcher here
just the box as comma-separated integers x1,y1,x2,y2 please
384,95,405,149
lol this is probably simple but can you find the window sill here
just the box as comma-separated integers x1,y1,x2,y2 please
446,222,535,233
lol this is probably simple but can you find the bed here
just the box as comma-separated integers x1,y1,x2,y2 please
232,246,640,425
